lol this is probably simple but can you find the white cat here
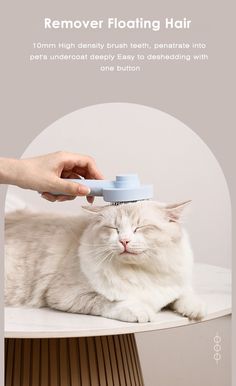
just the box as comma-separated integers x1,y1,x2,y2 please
5,201,206,322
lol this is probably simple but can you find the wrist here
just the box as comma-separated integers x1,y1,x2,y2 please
0,158,22,186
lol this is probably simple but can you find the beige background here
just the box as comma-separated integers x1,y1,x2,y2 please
1,1,234,385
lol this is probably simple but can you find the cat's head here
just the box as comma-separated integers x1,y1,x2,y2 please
80,200,191,267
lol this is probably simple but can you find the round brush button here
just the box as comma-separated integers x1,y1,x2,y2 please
115,174,140,188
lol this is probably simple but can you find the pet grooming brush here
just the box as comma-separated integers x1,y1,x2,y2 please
61,174,153,204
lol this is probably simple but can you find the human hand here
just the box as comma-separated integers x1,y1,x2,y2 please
2,152,103,203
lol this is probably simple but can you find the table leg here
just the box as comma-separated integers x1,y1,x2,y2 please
5,335,144,386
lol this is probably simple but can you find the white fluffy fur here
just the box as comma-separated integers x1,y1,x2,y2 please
5,201,206,322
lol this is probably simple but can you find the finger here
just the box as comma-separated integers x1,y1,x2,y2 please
57,152,104,180
88,166,104,180
61,170,81,179
61,169,83,179
51,178,90,196
57,196,76,202
72,158,104,180
41,193,57,202
72,167,104,180
41,192,76,202
86,196,94,204
58,154,95,171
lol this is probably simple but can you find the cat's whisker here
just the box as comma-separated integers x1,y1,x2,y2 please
80,242,113,247
146,244,158,250
81,246,112,260
108,254,114,263
80,244,112,251
143,251,154,259
95,251,114,267
82,249,111,261
129,246,145,250
82,245,122,257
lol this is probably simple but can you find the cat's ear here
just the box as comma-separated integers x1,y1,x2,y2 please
164,200,191,222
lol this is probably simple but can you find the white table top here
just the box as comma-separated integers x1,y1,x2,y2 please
5,263,231,338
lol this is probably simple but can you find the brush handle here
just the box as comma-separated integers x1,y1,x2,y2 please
56,174,153,203
67,179,114,196
66,174,141,196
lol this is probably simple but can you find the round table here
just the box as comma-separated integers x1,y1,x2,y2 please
5,263,231,386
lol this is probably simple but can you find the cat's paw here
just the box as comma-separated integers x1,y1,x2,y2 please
117,307,150,323
106,301,154,323
172,294,207,321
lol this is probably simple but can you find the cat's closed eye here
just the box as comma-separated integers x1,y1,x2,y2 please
103,225,119,234
134,224,161,233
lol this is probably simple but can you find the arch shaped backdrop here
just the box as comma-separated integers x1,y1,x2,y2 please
6,103,231,267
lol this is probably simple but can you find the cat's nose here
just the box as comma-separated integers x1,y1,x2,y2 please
119,239,130,247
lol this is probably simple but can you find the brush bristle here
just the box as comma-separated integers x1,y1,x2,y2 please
111,199,149,206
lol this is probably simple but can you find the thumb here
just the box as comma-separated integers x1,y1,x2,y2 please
52,178,91,196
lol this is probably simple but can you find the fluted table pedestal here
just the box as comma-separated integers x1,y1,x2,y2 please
5,335,143,386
